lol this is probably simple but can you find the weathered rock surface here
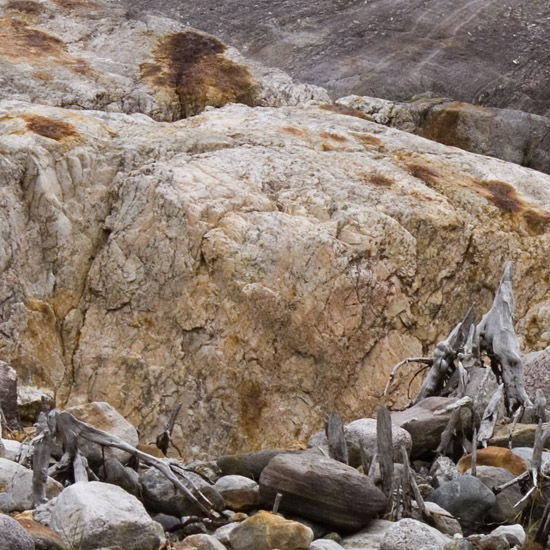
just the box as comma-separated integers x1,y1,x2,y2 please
217,450,298,479
0,0,328,122
0,361,20,430
259,453,387,531
340,520,393,550
2,2,550,461
524,347,550,402
337,96,550,175
411,501,462,537
0,513,35,550
126,0,550,117
228,510,313,550
48,481,165,550
178,534,227,550
16,517,67,550
380,518,451,550
17,386,55,424
490,525,526,548
213,474,260,511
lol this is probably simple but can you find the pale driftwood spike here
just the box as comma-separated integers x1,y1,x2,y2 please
368,450,378,479
383,357,433,396
436,407,462,456
272,492,283,514
413,307,476,405
32,411,56,506
377,406,394,498
359,442,371,474
477,384,504,447
535,389,548,423
55,411,218,518
494,470,529,494
457,361,468,397
477,262,532,412
324,411,348,465
508,407,523,449
471,428,477,477
460,322,481,371
156,401,184,457
400,446,411,519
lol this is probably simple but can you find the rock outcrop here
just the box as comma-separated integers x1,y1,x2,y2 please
1,0,550,460
126,0,550,117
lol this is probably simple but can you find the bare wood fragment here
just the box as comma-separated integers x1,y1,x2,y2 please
400,446,411,519
493,470,529,494
55,411,218,518
436,407,462,456
531,421,550,487
477,262,532,412
383,357,433,397
471,428,477,477
507,406,523,449
477,384,504,447
324,411,348,465
359,442,371,475
377,406,394,498
32,411,56,506
156,401,184,456
413,307,476,405
410,471,431,522
535,389,548,423
272,492,283,514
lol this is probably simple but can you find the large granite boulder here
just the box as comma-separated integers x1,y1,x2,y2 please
259,452,387,531
2,1,550,462
0,513,34,550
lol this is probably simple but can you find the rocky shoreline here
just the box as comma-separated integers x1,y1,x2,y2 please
1,265,549,550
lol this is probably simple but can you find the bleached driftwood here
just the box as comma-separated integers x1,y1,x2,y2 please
324,411,348,465
377,406,393,498
383,357,433,397
156,401,184,456
477,384,504,447
412,307,476,404
53,411,219,518
477,262,532,413
32,411,57,506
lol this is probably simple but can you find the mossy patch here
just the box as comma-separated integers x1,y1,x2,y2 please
140,31,257,118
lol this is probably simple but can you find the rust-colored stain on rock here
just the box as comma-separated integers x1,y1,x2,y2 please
283,126,304,136
319,103,372,121
350,132,382,147
51,0,100,9
477,180,522,213
141,31,257,118
406,162,442,187
368,174,393,187
21,114,78,141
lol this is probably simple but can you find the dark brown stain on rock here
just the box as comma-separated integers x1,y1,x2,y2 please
6,0,42,14
141,31,257,118
478,180,522,213
22,114,78,141
522,208,550,235
369,174,393,187
51,0,100,9
421,105,470,150
406,163,442,187
350,132,383,147
319,103,372,121
239,378,266,438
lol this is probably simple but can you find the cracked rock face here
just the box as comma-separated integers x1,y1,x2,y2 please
1,0,550,461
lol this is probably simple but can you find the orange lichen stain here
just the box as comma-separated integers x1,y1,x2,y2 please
282,126,304,136
350,131,382,147
457,446,527,476
21,114,78,141
140,31,257,118
321,142,335,151
523,208,550,235
6,0,42,14
319,103,372,121
319,131,347,142
0,17,93,75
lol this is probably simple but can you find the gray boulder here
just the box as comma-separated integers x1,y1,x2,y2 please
380,518,451,550
311,540,346,550
259,452,387,531
17,386,55,424
411,501,462,537
217,449,299,479
0,513,35,550
490,525,526,548
49,481,165,550
178,534,227,549
0,457,62,512
427,475,496,528
0,362,20,430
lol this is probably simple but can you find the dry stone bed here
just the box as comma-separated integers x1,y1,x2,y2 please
0,263,549,550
